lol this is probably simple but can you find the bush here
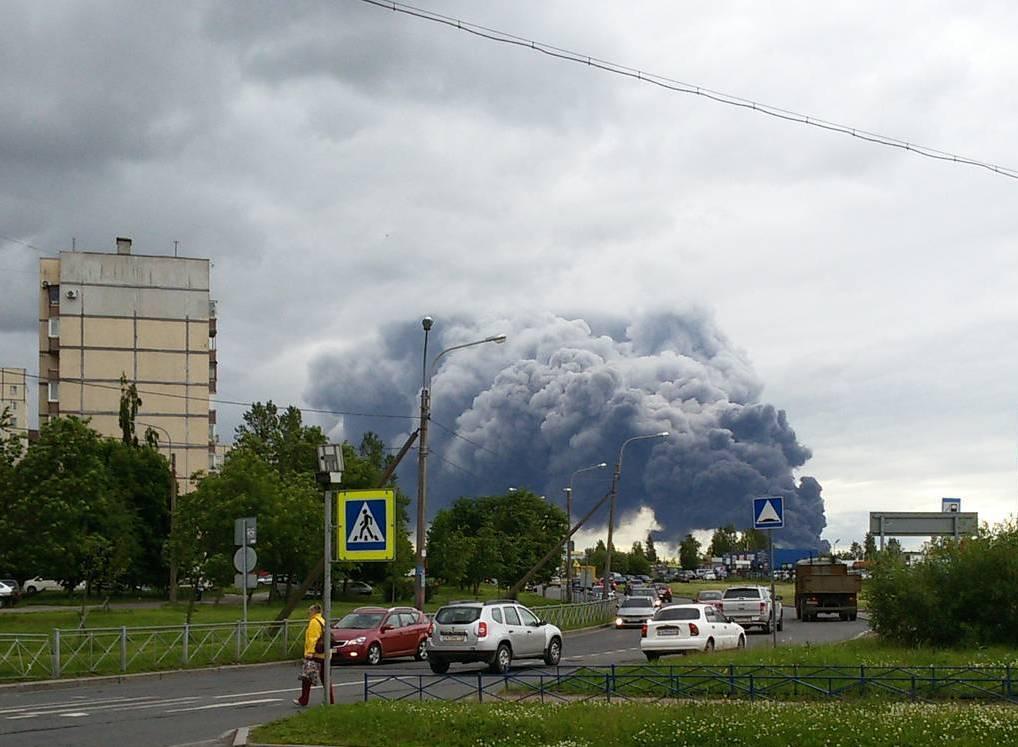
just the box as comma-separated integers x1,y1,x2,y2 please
379,578,414,602
868,520,1018,647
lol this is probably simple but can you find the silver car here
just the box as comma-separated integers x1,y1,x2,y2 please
426,600,563,674
615,595,657,628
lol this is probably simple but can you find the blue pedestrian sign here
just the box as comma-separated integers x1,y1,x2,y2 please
337,489,395,561
753,496,784,530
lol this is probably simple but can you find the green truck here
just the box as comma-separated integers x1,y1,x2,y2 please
794,558,860,621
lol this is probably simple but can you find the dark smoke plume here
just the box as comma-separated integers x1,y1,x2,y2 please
305,311,826,546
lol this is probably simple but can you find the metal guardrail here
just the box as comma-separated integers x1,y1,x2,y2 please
364,664,1018,704
534,598,617,629
0,599,617,680
0,634,51,680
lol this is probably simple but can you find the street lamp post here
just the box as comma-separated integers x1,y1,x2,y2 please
564,463,607,602
139,422,178,602
603,432,669,599
415,320,507,611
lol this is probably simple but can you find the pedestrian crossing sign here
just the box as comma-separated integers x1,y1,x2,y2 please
337,489,395,561
753,496,784,530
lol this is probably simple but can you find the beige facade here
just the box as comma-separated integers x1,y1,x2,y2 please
0,367,27,437
39,238,217,492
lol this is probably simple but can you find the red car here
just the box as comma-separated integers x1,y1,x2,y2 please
330,606,430,666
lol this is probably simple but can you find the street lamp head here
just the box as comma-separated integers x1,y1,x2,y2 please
487,333,508,344
597,462,608,468
657,431,670,438
421,316,434,331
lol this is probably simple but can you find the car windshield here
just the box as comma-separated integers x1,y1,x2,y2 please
698,591,722,600
723,588,760,600
655,607,701,621
435,606,482,624
621,598,652,608
335,612,384,629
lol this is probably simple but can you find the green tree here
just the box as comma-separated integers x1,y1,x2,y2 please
645,533,658,563
679,534,701,570
885,538,903,556
707,525,739,557
628,541,651,576
584,540,608,576
863,532,878,560
118,374,143,446
234,401,326,478
849,541,864,560
739,528,769,552
3,417,138,593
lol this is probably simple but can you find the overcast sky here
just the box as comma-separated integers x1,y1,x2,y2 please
2,1,1017,550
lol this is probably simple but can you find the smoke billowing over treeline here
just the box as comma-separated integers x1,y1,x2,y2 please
306,311,826,547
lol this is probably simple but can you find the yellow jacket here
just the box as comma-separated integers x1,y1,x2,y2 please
304,613,327,659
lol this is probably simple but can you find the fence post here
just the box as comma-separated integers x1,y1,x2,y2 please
728,663,735,697
477,672,483,703
235,621,242,661
183,623,190,665
605,673,611,703
859,665,865,697
52,629,61,679
120,626,127,673
611,663,617,694
1007,664,1013,699
749,673,755,701
363,673,368,702
283,618,289,655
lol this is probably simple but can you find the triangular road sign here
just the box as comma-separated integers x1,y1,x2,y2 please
757,500,781,524
348,501,385,544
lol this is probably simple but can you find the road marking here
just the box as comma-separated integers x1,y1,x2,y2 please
58,712,88,718
165,697,282,713
0,695,155,716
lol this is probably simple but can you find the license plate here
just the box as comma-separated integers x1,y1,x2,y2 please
657,627,678,636
443,633,466,641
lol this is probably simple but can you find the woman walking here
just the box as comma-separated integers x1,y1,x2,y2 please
294,603,334,706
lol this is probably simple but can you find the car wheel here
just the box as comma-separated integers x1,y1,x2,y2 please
645,652,660,662
25,586,37,596
849,613,858,622
488,643,512,674
414,638,428,662
737,635,746,649
761,621,771,635
777,616,784,632
704,638,715,653
428,657,449,674
367,643,383,666
543,637,562,666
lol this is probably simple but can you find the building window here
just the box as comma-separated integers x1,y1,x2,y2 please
48,318,60,338
47,381,59,402
47,285,59,305
8,385,15,396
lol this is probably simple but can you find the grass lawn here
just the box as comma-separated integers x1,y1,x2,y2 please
252,701,1018,746
0,584,557,634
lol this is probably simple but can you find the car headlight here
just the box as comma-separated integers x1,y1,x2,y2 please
615,617,623,626
350,636,367,645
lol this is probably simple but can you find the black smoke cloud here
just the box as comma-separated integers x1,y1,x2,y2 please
305,311,826,547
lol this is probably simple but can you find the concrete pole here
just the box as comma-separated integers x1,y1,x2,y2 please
564,488,572,603
414,388,430,611
323,490,332,705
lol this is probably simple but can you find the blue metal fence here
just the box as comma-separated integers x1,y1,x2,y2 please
364,664,1018,704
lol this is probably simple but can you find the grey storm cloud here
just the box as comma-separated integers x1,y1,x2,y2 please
306,310,826,547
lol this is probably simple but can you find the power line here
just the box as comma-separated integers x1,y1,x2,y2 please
430,418,501,458
0,233,49,253
21,372,418,422
358,0,1018,182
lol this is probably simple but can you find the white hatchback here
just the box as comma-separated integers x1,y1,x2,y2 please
640,603,746,660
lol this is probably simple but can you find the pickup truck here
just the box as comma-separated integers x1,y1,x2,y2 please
721,586,783,633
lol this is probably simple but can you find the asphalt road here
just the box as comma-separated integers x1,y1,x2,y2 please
0,608,868,747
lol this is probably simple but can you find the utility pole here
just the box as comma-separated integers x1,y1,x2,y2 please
414,317,432,611
566,462,608,603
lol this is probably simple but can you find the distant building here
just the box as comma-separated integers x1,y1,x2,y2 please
0,367,27,437
38,237,217,492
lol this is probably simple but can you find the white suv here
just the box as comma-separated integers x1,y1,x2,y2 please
427,600,563,674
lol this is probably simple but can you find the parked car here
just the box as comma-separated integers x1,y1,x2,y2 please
721,586,783,633
23,577,62,594
330,606,429,665
695,589,725,613
641,603,746,660
615,595,657,628
427,599,563,674
256,572,273,587
0,579,19,607
340,581,373,596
